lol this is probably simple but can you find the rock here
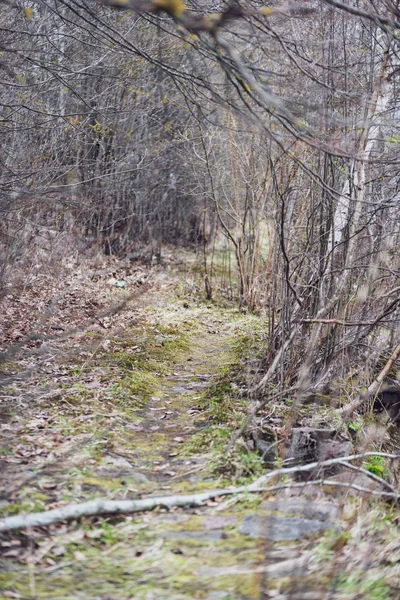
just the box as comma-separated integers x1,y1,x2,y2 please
373,385,400,426
261,498,339,522
265,547,301,561
102,454,134,469
196,556,307,578
158,513,191,523
322,471,380,498
289,427,351,476
239,514,333,541
261,556,308,577
171,385,195,395
251,425,277,464
187,381,210,389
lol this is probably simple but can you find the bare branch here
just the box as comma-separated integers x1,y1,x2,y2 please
338,343,400,418
1,452,398,532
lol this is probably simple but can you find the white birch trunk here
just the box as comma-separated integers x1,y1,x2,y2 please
330,35,392,248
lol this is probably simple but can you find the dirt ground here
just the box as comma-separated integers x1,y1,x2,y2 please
1,254,399,600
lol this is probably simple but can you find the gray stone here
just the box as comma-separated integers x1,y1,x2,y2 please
261,498,339,522
171,385,195,395
289,427,351,475
188,381,210,389
261,556,308,577
239,514,332,540
323,471,380,498
265,547,300,561
102,454,134,469
196,556,307,578
158,514,191,523
252,426,278,464
373,384,400,426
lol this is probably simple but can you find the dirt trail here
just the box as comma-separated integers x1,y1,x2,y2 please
0,271,397,600
125,308,234,487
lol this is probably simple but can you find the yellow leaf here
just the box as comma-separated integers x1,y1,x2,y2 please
260,7,274,16
24,7,34,20
154,0,187,17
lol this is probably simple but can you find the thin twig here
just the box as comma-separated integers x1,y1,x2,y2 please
340,461,397,493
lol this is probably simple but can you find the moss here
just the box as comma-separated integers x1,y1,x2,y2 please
111,371,159,400
79,475,126,493
0,502,25,518
0,496,47,518
364,455,389,478
0,361,19,374
135,357,170,373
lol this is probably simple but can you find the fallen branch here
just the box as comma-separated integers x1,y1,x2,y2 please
251,451,400,487
262,478,400,499
338,342,400,418
0,488,251,532
1,452,398,532
340,461,397,494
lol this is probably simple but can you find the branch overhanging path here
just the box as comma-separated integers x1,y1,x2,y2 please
96,0,323,133
100,0,315,33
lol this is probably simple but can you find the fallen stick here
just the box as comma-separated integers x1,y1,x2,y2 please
0,488,250,532
1,452,398,532
338,342,400,418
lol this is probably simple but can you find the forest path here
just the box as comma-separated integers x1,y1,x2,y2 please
118,281,237,489
0,266,388,600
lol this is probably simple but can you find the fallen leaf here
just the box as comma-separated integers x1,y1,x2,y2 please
153,463,170,471
74,551,87,561
2,550,21,558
